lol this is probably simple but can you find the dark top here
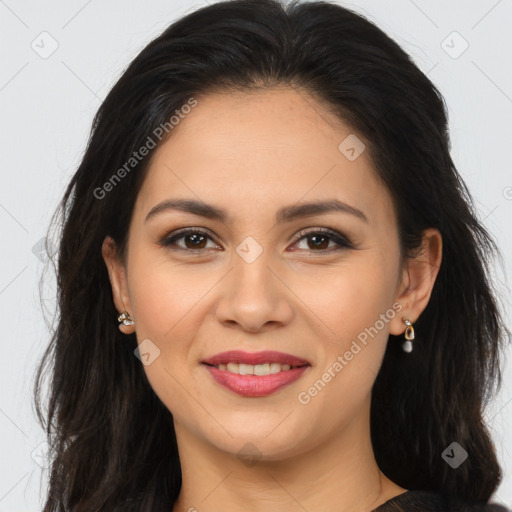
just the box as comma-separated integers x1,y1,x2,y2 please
371,490,510,512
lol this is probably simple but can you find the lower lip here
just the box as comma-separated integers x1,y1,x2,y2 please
203,364,309,397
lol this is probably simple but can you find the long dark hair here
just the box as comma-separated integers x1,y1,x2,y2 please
34,0,509,509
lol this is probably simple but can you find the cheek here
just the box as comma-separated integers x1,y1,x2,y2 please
126,256,205,415
297,254,398,400
297,257,396,345
294,267,395,430
128,253,214,338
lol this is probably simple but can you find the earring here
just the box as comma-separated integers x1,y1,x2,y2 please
117,311,135,334
402,318,414,353
118,312,134,326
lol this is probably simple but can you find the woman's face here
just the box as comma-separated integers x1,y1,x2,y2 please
104,86,435,461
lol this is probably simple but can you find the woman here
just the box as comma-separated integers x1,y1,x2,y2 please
34,0,510,510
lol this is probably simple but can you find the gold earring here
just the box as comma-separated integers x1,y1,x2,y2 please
402,318,414,353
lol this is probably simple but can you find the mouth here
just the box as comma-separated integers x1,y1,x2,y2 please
202,361,307,375
202,350,310,375
202,350,311,397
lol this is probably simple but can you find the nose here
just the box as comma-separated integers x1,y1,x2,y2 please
214,247,294,333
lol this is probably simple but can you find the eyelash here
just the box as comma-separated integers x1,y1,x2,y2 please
159,227,354,254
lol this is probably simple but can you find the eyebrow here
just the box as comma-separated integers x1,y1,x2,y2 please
144,198,368,225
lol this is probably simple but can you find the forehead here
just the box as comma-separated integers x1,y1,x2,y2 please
134,87,394,228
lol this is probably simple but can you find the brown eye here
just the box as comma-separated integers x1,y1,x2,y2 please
160,227,353,254
160,229,220,251
291,228,353,252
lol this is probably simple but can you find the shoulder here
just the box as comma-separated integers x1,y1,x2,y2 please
372,490,510,512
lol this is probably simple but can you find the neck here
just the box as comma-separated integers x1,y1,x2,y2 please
171,404,406,512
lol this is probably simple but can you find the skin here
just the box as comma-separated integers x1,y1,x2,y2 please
102,86,442,512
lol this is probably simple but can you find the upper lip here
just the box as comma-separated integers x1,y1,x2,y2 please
202,350,310,367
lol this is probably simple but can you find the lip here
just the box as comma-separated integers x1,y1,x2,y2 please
204,365,310,397
202,350,311,397
202,350,310,367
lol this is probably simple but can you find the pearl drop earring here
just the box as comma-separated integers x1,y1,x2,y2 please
402,318,415,353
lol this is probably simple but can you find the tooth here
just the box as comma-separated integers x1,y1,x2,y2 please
217,362,297,375
238,363,254,375
227,363,239,373
269,363,281,374
254,363,271,376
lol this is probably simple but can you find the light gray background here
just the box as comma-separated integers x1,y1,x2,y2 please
0,0,511,510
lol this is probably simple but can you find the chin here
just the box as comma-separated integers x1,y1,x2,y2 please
195,419,311,462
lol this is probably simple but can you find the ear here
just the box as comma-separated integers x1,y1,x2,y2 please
389,228,442,336
101,236,134,334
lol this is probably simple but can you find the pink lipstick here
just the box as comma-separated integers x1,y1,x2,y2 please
202,350,310,397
